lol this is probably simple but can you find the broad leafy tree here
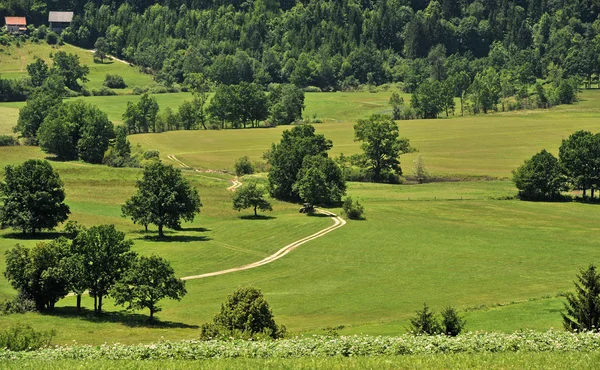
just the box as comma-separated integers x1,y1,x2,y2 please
14,86,63,142
26,58,49,87
267,125,332,201
72,224,136,313
268,84,305,125
411,79,444,119
51,51,89,91
4,239,71,311
0,160,70,235
562,264,600,332
232,182,273,217
293,155,346,206
559,131,600,199
94,37,110,62
112,255,186,320
122,162,202,237
512,149,566,201
354,114,413,183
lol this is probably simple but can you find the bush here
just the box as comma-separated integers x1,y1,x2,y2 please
150,85,169,94
45,31,58,45
235,156,255,176
142,150,160,160
303,86,322,92
512,149,567,201
0,135,18,146
103,74,127,89
0,325,55,351
342,197,365,220
200,287,286,340
409,303,441,335
440,306,466,336
132,86,147,95
92,87,117,96
0,292,36,315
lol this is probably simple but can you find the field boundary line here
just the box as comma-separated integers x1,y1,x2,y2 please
166,155,346,281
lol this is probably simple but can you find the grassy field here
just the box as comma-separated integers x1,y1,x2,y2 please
0,89,600,345
0,41,154,93
3,353,600,369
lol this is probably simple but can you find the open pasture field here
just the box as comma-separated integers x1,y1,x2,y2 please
0,41,154,92
0,90,600,345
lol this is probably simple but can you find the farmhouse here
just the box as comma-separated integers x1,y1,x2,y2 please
48,11,73,33
4,17,27,34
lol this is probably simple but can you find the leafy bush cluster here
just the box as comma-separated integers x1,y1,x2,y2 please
0,325,55,352
2,331,600,359
234,156,254,177
0,135,18,146
103,74,127,89
342,197,364,220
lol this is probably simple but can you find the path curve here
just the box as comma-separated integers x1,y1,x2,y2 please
166,154,346,281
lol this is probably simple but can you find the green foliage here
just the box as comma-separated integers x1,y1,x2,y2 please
234,156,254,177
50,51,89,91
409,303,442,335
0,135,18,146
413,154,430,183
45,32,58,45
0,325,55,351
14,87,63,142
294,155,346,206
512,150,567,201
562,264,600,332
342,197,365,220
26,59,49,88
232,182,272,217
354,114,413,183
4,239,71,311
201,287,285,340
103,74,127,89
470,68,501,114
112,255,186,320
440,306,467,336
267,125,332,201
37,101,114,164
558,131,600,197
0,160,70,235
94,37,109,62
72,225,136,313
122,162,202,237
389,92,404,120
207,83,268,129
123,93,159,133
411,79,445,119
268,84,305,126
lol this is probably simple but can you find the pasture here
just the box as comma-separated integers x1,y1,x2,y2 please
0,41,154,93
0,89,600,345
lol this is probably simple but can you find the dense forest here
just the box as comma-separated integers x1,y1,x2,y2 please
2,0,599,92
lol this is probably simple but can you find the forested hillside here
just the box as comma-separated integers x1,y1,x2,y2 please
2,0,598,91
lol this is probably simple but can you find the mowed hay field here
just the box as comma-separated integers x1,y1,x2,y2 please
0,41,154,92
0,90,600,344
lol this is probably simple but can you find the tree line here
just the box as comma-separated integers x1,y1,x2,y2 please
2,0,597,95
123,77,305,134
513,130,600,201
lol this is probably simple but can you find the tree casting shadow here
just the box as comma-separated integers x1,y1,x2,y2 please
142,235,212,243
45,307,199,329
239,215,276,220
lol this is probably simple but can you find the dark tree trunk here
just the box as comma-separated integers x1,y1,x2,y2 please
98,295,103,313
254,205,258,217
76,294,81,312
144,224,148,232
149,308,154,321
158,224,164,237
93,295,97,313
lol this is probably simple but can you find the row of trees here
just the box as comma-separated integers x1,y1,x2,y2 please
123,81,305,134
513,130,600,201
4,224,186,319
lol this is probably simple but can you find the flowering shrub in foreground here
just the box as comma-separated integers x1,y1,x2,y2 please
1,331,600,360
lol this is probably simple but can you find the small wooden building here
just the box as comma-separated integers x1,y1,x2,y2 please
48,11,73,33
4,17,27,34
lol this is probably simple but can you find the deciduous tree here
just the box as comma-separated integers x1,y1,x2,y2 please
233,182,273,217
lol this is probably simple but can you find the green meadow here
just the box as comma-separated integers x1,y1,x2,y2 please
1,86,600,345
0,41,154,93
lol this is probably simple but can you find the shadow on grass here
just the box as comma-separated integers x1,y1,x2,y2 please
306,213,335,218
142,235,212,243
1,231,65,241
45,307,199,328
239,215,276,220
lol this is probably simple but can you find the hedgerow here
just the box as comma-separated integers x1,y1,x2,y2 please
2,331,600,360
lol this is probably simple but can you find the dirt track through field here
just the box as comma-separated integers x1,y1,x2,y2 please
166,154,346,281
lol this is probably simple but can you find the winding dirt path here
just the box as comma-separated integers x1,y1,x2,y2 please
166,154,346,281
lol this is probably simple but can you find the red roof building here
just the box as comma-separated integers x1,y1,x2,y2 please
4,17,27,33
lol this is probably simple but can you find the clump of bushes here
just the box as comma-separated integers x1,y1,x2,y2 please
409,303,466,336
342,197,365,220
0,292,36,315
235,156,255,176
200,287,286,340
45,31,58,45
103,74,127,89
91,87,116,96
0,325,55,351
0,135,18,146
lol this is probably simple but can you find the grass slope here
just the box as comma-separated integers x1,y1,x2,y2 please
0,41,154,93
